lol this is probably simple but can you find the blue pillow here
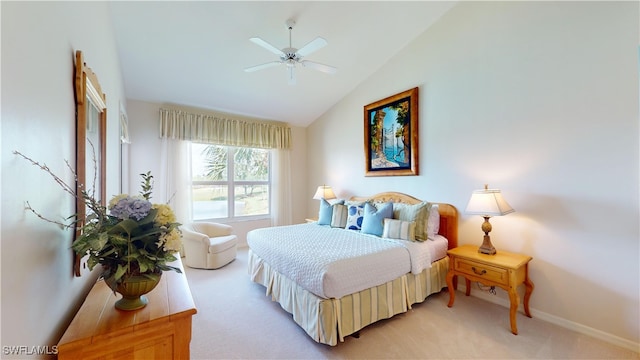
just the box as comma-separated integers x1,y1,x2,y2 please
318,199,344,225
361,202,393,236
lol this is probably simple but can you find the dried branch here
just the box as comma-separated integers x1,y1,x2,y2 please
24,201,72,229
13,150,79,229
13,151,77,197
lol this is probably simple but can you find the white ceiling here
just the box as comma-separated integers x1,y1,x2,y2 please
110,1,456,127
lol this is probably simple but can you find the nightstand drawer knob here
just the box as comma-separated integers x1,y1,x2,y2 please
472,266,487,276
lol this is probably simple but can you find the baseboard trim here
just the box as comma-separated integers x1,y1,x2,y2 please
456,286,639,353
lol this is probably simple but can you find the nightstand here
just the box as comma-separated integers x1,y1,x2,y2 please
446,244,534,335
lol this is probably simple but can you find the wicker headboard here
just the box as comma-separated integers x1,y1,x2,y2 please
349,192,458,249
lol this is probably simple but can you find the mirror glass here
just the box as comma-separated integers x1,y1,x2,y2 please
85,94,103,202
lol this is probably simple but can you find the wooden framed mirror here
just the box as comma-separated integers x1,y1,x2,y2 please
74,50,107,276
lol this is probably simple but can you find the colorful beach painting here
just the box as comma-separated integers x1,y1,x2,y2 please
364,88,419,176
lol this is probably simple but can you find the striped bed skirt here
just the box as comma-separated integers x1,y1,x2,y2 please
248,249,450,346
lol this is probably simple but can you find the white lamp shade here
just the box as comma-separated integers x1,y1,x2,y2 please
465,187,514,217
313,185,336,200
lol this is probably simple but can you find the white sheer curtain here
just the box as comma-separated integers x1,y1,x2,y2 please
159,138,192,225
271,148,292,226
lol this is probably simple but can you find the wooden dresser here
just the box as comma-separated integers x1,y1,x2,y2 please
57,258,197,359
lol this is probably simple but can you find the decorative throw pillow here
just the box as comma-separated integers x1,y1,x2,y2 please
331,204,348,228
361,202,393,237
382,219,416,241
427,204,440,239
392,201,432,241
345,202,366,230
318,199,344,225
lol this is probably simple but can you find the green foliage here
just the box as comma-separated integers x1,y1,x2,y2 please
202,145,228,180
201,145,269,182
71,173,182,285
391,100,409,126
139,171,154,200
201,146,269,196
12,151,183,286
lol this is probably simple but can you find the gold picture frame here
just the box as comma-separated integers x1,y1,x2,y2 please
74,50,107,276
364,87,419,176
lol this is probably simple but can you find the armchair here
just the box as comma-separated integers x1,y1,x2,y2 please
181,222,238,269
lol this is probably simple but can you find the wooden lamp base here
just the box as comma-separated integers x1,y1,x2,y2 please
478,235,497,255
478,216,497,255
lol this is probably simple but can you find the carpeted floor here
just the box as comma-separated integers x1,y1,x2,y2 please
184,248,638,359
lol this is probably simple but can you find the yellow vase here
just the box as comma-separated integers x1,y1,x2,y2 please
104,271,162,311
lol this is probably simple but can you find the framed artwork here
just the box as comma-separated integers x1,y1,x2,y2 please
364,87,419,176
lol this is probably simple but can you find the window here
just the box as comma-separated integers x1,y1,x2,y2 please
191,143,270,220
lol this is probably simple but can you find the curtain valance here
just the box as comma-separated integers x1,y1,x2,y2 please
159,108,291,149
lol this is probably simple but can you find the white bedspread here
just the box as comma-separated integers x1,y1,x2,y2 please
247,223,447,299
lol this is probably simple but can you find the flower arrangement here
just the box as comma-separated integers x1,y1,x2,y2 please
72,172,183,284
13,150,182,285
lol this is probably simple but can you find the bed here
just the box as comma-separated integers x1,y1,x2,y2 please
247,192,458,346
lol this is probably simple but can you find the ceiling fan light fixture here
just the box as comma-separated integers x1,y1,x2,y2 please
244,19,337,83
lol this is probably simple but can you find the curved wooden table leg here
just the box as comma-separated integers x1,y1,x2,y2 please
523,272,535,318
446,271,456,307
508,288,520,335
465,278,471,296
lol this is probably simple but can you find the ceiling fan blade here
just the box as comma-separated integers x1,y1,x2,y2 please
296,37,327,57
249,37,285,57
288,66,296,85
244,61,282,72
301,60,337,74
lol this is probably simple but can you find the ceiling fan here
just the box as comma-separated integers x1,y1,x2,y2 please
244,19,337,85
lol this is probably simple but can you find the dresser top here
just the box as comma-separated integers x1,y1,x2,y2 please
58,257,196,347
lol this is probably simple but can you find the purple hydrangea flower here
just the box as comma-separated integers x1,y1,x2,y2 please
109,196,152,220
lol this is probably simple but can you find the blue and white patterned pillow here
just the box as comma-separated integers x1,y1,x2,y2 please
345,203,365,230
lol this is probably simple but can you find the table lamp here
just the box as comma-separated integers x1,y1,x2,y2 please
313,185,336,200
465,184,514,255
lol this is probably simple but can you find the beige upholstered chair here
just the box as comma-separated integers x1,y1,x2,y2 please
181,222,238,269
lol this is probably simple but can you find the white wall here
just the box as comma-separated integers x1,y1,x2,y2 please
307,1,639,350
125,100,308,246
1,1,126,355
2,0,636,354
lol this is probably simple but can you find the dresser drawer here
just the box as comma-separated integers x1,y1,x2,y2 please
454,258,509,285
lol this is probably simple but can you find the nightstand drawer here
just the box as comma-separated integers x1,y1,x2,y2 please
454,258,508,285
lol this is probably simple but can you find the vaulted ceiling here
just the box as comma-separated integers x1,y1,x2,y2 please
111,1,456,126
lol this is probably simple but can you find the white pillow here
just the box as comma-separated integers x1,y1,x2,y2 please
427,204,440,240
